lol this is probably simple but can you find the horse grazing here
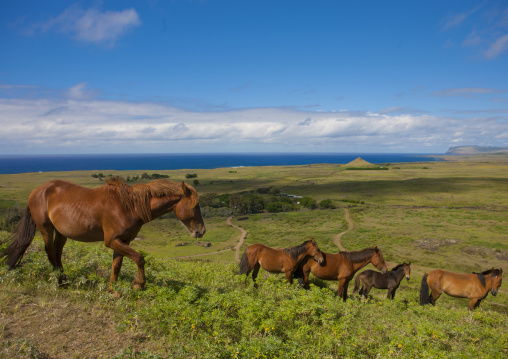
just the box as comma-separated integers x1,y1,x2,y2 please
239,239,324,286
1,178,205,295
354,262,411,299
295,247,388,301
420,268,503,310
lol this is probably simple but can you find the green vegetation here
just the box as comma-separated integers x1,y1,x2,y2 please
1,154,507,357
1,238,507,358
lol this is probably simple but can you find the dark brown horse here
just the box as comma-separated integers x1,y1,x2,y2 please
239,239,324,286
295,247,388,301
354,262,411,299
1,178,205,295
420,268,503,310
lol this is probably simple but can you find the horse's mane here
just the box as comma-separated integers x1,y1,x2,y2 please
105,177,197,222
284,240,313,260
391,263,405,271
343,247,378,264
474,268,501,288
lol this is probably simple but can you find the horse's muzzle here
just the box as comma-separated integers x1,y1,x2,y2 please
192,228,206,238
492,289,498,296
406,275,410,281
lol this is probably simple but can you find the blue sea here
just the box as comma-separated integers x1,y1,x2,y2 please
0,153,442,174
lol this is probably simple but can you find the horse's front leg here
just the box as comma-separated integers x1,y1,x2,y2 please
107,238,146,291
468,298,480,310
337,278,349,301
285,270,293,284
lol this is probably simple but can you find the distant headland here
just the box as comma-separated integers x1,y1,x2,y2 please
445,146,508,155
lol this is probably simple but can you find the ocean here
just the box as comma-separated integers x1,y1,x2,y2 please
0,153,442,175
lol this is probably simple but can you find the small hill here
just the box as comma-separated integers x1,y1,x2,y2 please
445,146,508,155
344,157,374,167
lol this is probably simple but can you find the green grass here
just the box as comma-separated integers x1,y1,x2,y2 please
1,239,507,358
1,155,508,357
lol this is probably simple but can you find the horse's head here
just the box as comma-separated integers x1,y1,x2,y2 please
307,238,324,264
491,268,503,296
174,182,206,238
403,262,411,281
372,247,388,274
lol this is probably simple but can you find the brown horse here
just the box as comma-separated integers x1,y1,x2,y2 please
1,178,205,295
295,247,388,301
420,268,503,310
354,262,411,299
239,239,324,286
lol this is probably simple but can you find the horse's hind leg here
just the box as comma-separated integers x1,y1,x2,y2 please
362,285,371,299
54,231,68,285
39,226,58,268
251,263,261,288
430,289,441,306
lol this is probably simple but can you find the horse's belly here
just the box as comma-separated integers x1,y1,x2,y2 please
311,266,338,281
259,258,283,273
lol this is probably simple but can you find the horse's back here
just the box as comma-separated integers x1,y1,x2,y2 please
247,243,288,273
428,269,479,297
28,180,125,242
307,252,343,280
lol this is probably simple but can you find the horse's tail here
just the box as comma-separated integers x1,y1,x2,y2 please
353,274,362,293
420,274,431,305
239,249,251,274
1,206,37,269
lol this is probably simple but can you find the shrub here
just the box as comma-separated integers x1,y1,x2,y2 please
320,199,335,209
299,197,317,209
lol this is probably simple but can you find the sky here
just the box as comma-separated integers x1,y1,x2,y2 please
1,0,507,155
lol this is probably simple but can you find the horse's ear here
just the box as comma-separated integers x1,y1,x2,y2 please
182,182,192,197
374,246,379,252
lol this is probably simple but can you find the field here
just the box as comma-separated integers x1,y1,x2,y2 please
0,155,507,358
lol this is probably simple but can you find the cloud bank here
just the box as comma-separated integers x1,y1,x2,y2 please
1,96,506,154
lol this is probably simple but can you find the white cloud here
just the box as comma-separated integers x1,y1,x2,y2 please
0,96,506,154
37,5,141,45
66,82,97,100
432,87,504,98
485,34,508,59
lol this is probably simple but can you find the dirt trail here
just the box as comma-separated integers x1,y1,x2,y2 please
170,216,246,261
333,208,353,251
226,216,247,262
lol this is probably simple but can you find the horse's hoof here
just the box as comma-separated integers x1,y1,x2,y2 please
132,283,145,290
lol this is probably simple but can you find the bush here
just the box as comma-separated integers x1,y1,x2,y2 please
299,197,317,209
185,174,197,179
320,199,335,209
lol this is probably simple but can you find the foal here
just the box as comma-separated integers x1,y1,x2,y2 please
354,262,411,299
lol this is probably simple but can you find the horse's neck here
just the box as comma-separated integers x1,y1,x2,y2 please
150,196,182,220
352,257,373,271
393,268,405,282
483,275,493,290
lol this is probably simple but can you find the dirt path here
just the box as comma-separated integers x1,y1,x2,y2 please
226,216,247,262
169,216,246,261
333,208,353,251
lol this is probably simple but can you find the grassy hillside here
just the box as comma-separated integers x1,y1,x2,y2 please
1,155,507,358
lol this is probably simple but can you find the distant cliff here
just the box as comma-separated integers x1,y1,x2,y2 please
445,146,508,155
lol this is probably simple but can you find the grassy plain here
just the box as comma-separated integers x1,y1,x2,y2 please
0,155,507,358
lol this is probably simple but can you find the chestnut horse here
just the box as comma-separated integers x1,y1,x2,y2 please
354,262,411,299
1,178,205,295
420,268,503,310
239,239,324,286
295,247,388,301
